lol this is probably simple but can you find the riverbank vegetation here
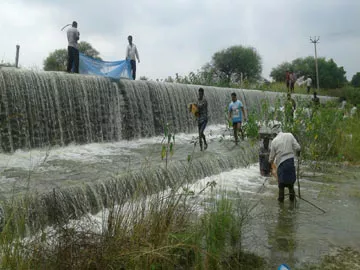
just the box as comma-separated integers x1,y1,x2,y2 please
0,185,265,269
244,96,360,165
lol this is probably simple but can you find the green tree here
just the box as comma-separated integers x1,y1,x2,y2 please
43,41,102,71
351,72,360,88
270,56,347,89
207,45,262,85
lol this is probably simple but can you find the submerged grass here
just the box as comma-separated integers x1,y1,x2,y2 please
0,186,265,269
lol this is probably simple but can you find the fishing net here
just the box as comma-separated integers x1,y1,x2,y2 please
79,53,132,80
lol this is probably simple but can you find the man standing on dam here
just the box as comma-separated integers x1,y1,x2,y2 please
126,35,140,80
66,21,80,73
197,88,208,151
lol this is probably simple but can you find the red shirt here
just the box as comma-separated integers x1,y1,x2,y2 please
286,72,290,81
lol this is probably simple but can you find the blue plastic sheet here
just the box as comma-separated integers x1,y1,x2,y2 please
79,53,132,80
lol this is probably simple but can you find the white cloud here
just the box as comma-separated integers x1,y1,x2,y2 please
2,0,359,80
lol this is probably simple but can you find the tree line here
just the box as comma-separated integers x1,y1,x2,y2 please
43,43,360,89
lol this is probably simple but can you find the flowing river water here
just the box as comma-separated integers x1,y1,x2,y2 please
0,68,358,268
1,125,359,268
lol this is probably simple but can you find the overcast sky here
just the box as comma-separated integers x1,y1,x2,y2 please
1,0,359,80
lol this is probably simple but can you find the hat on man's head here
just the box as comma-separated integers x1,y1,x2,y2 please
271,123,282,135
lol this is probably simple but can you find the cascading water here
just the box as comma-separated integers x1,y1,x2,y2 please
0,67,327,152
0,68,334,231
0,68,124,151
21,144,258,231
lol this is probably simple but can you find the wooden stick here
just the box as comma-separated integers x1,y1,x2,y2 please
61,23,72,31
297,195,326,213
297,157,301,198
285,193,326,213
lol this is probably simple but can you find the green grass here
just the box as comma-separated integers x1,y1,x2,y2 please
0,186,265,269
245,95,360,166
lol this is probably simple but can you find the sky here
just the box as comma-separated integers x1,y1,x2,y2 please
1,0,359,81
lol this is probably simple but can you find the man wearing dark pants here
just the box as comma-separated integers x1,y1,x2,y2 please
66,21,80,73
126,35,140,80
269,130,301,202
197,88,208,151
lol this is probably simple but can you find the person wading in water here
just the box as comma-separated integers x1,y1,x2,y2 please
228,92,246,145
197,88,208,151
269,129,301,202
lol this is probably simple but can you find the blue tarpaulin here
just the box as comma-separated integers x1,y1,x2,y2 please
79,53,132,80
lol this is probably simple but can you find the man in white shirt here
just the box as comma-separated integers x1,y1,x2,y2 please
306,76,312,94
126,35,140,80
269,130,301,202
350,104,357,117
66,21,80,73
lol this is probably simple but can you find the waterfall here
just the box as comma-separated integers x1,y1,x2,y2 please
0,68,123,151
0,68,327,152
13,142,258,232
0,68,337,231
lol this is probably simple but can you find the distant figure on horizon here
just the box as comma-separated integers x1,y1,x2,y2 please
126,35,140,80
228,92,246,145
306,76,312,94
285,70,290,92
289,71,297,93
350,104,357,117
312,92,320,107
197,88,208,151
66,21,80,73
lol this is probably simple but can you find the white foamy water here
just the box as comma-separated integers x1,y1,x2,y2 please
0,124,229,171
189,164,276,195
80,164,276,230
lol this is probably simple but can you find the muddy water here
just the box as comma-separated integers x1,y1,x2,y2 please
188,164,360,268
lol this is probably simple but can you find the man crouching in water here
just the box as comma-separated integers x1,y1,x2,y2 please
269,129,301,202
197,88,208,151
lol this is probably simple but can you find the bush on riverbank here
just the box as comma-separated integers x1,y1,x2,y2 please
247,96,360,165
